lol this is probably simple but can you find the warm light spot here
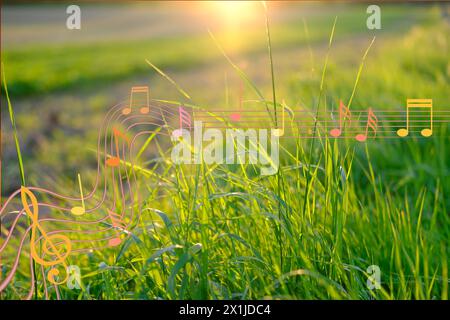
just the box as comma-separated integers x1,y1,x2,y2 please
202,1,262,30
213,1,257,22
202,1,262,51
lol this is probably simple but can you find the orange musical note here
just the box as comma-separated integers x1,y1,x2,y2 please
397,99,433,137
106,128,128,167
356,108,378,142
172,106,192,138
122,86,150,115
330,100,352,137
21,186,72,285
106,209,126,247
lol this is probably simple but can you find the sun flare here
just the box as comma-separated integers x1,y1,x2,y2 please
205,1,260,27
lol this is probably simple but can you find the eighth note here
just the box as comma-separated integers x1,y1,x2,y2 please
330,100,352,137
356,108,378,142
397,99,433,137
122,86,150,115
172,106,192,138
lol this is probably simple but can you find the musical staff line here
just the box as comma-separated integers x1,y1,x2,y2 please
1,90,448,300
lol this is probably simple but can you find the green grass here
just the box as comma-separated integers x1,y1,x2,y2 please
0,4,448,300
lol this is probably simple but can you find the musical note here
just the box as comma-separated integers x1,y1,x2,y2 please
172,106,192,138
70,173,85,216
122,86,150,115
273,101,286,137
106,128,128,167
106,209,126,247
330,100,352,137
230,80,243,121
21,186,72,285
356,108,378,142
397,99,433,137
229,113,241,122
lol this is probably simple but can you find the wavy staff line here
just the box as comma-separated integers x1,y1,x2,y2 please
0,101,181,296
2,93,442,298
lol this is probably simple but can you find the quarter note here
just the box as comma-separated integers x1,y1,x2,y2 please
172,106,192,138
106,128,128,167
70,173,86,216
106,209,126,247
330,100,352,137
230,80,244,122
355,108,378,142
122,86,150,115
397,99,433,137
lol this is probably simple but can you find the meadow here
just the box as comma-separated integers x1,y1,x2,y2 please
0,2,448,300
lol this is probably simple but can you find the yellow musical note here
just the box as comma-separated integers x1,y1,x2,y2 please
273,101,286,137
397,99,433,137
21,186,72,285
70,173,85,216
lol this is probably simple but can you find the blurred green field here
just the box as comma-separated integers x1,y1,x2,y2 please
0,4,435,97
0,2,449,300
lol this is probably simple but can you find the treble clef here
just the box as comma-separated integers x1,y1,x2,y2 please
21,186,72,285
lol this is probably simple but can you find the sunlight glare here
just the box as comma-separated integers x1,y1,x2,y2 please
206,1,260,28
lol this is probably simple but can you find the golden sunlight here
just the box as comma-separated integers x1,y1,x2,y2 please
204,1,261,28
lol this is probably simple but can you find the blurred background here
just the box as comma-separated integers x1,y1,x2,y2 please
1,1,449,196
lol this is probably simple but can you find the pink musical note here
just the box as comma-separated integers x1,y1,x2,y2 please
330,100,352,137
230,80,244,122
230,113,241,122
107,209,126,247
172,106,192,138
356,108,378,142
